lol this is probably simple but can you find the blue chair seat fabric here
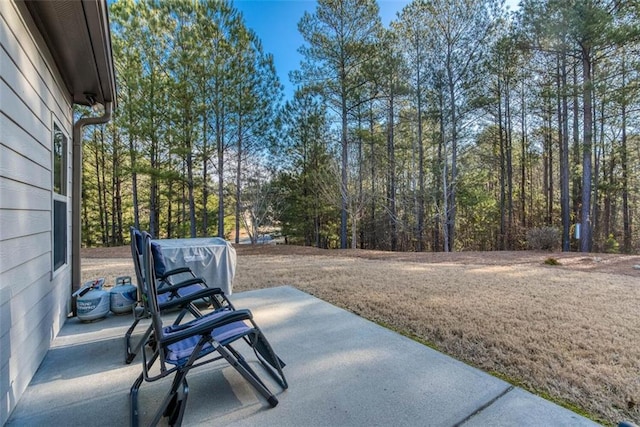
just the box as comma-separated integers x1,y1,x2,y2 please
164,318,253,365
156,283,207,305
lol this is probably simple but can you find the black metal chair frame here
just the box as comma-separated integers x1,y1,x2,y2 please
130,231,287,426
125,227,233,363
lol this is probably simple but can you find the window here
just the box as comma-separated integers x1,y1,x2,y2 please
53,123,67,195
53,123,67,271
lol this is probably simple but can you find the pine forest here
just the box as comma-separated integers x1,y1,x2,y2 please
82,0,640,254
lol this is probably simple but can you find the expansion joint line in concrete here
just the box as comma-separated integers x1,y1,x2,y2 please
453,385,515,426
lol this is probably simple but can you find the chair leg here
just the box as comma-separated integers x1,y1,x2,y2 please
217,344,279,407
249,332,288,390
125,322,152,364
163,392,178,417
148,370,189,426
130,372,144,427
167,378,189,426
125,316,141,363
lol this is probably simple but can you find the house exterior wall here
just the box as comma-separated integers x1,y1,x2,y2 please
0,1,75,423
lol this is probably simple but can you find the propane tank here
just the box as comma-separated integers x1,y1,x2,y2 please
74,278,109,322
110,276,137,314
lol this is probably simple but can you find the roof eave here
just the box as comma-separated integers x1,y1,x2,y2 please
23,0,117,108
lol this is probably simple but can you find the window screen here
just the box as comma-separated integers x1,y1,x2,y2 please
53,124,67,195
53,199,67,270
53,123,68,271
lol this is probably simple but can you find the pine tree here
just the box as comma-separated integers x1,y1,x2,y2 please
294,0,382,248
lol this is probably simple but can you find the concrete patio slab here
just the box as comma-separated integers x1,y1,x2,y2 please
6,286,598,426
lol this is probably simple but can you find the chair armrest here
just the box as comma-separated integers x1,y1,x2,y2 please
158,267,193,280
158,287,226,311
157,278,207,295
161,309,253,345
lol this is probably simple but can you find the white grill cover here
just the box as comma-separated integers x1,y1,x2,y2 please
153,237,236,295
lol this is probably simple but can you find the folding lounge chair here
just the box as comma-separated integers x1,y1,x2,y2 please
125,227,234,363
130,232,287,426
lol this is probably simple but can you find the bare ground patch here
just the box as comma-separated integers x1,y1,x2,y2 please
82,245,640,425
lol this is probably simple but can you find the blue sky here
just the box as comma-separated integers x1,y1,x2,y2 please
234,0,520,101
234,0,410,100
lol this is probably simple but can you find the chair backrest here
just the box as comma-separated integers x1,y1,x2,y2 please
131,226,170,297
141,231,166,344
130,227,145,290
131,226,171,282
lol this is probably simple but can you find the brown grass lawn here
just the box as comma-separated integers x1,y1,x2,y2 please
82,246,640,425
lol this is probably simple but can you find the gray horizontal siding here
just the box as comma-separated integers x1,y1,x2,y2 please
0,232,50,274
0,178,51,211
0,78,50,151
0,1,74,424
0,5,70,127
0,266,68,342
0,252,50,306
0,209,50,241
0,112,50,170
0,142,51,190
0,272,68,423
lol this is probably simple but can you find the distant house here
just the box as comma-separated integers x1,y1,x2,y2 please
0,1,116,423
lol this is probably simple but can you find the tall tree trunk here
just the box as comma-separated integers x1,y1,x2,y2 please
447,69,457,252
217,110,225,238
202,110,209,235
559,52,570,251
433,104,443,251
111,135,116,245
356,112,363,249
505,79,514,249
621,55,631,253
547,97,553,226
542,87,551,226
186,127,196,238
416,68,425,252
593,92,605,250
580,47,593,252
112,125,123,245
439,89,449,252
305,120,312,246
572,64,581,249
520,82,527,229
181,163,187,237
313,138,321,248
129,143,139,231
498,78,506,250
149,135,159,238
127,85,140,230
94,131,106,244
167,179,174,238
149,73,160,239
235,114,243,244
369,102,376,249
387,88,397,251
340,83,349,249
82,184,91,246
603,142,614,242
100,127,109,245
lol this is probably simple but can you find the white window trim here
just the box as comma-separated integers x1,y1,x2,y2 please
51,117,69,276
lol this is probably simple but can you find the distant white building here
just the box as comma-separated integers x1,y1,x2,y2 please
0,1,116,423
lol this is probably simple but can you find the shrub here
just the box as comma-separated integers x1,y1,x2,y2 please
604,234,619,254
526,226,560,251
